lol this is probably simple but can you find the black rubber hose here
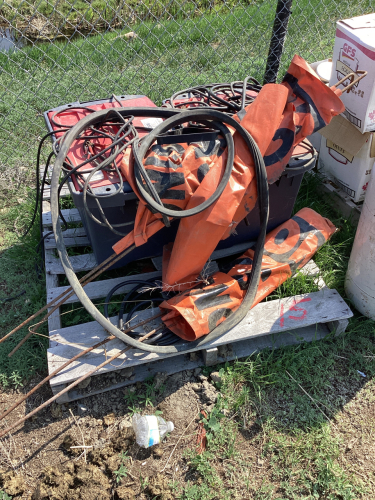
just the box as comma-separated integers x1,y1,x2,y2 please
125,302,180,346
23,128,69,238
35,150,55,278
133,113,234,219
103,279,161,320
50,106,268,354
50,106,97,129
125,298,164,323
118,280,161,329
168,79,262,112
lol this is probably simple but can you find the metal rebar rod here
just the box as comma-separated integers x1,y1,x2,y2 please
5,245,136,357
0,326,159,439
0,250,121,345
0,311,163,423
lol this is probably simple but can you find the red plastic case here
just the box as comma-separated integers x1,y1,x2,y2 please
44,95,159,193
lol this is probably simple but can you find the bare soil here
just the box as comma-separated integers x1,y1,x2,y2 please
335,378,375,496
1,369,375,499
0,369,217,499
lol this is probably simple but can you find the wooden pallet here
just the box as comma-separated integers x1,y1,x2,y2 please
42,198,353,404
309,173,363,225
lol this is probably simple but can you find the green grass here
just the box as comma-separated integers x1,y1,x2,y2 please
0,0,250,32
0,0,372,179
0,202,48,385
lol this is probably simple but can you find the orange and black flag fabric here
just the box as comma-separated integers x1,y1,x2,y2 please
113,55,343,291
114,139,227,251
160,208,336,341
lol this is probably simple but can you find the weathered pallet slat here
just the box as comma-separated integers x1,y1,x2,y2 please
44,227,87,238
52,322,332,404
42,202,62,331
45,253,62,332
47,271,162,304
47,289,352,390
43,227,90,249
42,208,81,227
42,184,70,200
320,180,362,223
308,172,362,225
45,252,97,274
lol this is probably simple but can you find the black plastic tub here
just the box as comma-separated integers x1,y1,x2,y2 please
68,147,317,269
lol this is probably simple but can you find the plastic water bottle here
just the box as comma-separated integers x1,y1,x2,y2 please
132,413,174,448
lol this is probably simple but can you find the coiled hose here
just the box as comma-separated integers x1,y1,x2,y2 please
50,107,269,354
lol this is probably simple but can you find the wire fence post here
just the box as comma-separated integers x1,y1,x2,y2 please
264,0,293,84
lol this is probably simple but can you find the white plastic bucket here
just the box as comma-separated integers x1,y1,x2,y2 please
345,167,375,319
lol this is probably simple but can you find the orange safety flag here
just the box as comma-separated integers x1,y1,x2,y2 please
113,55,344,292
160,208,336,341
220,54,345,238
114,137,228,251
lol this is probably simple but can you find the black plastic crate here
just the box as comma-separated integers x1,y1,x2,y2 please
68,149,316,269
44,95,316,270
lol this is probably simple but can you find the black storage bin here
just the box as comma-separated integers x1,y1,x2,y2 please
69,179,181,267
217,150,317,251
68,148,316,269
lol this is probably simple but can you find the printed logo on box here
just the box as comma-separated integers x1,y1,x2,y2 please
326,139,354,164
336,45,362,90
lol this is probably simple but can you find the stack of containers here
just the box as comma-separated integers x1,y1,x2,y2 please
317,13,375,203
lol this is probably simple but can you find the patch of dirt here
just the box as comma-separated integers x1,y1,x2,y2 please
335,378,375,495
0,470,26,496
0,368,216,498
145,474,173,500
115,484,136,499
32,462,111,499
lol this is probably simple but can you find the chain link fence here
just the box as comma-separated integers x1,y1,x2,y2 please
0,0,373,184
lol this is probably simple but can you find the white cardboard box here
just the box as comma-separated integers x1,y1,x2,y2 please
329,13,375,133
307,131,322,153
318,115,375,202
307,59,332,152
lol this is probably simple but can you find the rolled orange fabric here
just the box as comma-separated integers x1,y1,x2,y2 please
160,208,336,341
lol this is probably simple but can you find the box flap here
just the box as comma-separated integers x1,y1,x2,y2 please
371,135,375,158
319,115,370,156
342,13,375,29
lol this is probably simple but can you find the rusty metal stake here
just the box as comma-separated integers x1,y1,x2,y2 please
4,245,136,357
0,311,163,423
0,325,161,439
